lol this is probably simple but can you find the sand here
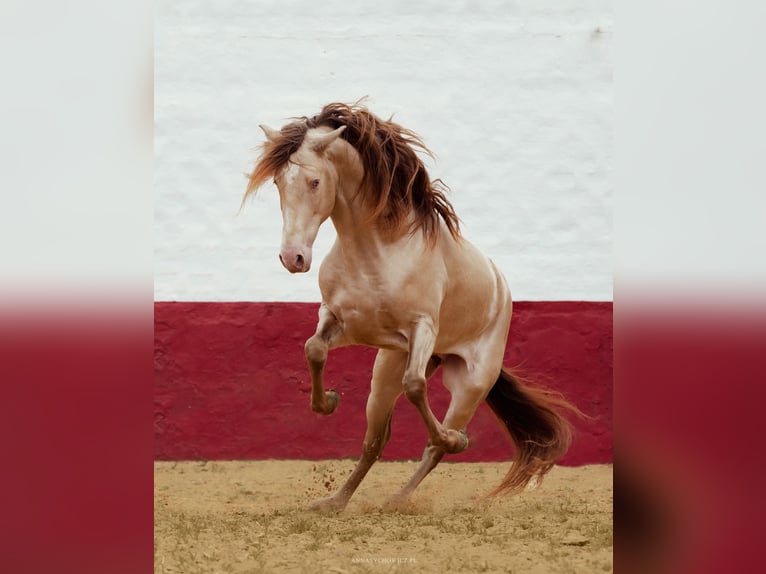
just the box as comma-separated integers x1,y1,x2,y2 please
155,460,612,573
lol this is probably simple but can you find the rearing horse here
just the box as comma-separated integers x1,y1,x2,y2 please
244,102,575,511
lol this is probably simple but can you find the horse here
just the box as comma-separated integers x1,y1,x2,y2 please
243,102,576,511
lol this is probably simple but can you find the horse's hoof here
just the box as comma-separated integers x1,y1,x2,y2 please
308,495,346,513
311,390,340,416
324,389,340,414
444,429,469,454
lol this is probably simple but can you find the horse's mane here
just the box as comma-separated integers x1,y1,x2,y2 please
244,102,461,242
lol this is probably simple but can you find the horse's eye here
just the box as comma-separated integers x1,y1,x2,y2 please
310,178,320,189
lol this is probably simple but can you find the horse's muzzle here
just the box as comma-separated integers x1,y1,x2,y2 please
279,247,312,273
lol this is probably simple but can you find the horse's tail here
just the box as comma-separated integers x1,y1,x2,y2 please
484,367,580,496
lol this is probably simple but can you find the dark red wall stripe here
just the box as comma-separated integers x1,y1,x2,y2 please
154,301,612,465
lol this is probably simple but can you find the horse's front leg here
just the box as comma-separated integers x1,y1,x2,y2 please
304,304,345,415
309,349,406,512
403,320,469,453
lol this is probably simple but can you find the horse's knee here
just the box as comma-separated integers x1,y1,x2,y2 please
304,336,326,365
403,374,426,404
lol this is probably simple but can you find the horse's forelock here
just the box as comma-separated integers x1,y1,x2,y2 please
243,120,310,205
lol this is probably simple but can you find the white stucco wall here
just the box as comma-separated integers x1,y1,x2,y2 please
155,1,612,302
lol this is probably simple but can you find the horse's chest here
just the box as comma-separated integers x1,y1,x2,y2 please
319,256,438,349
326,291,410,350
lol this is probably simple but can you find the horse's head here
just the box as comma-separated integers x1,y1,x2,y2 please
260,124,346,273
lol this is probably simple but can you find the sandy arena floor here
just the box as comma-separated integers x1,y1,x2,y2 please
154,460,612,573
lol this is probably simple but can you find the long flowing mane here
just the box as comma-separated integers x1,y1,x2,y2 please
244,102,461,242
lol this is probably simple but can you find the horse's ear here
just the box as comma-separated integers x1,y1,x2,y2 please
309,125,347,153
259,124,281,142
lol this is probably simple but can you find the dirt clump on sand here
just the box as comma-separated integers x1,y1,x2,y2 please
155,460,612,573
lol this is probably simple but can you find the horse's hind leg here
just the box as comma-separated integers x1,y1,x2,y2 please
385,443,445,509
309,350,407,512
304,304,346,415
388,355,499,505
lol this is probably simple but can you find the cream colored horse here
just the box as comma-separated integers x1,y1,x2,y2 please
245,103,573,511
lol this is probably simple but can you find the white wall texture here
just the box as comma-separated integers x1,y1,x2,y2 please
155,0,612,302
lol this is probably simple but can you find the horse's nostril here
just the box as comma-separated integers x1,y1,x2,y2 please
279,254,285,265
295,254,304,267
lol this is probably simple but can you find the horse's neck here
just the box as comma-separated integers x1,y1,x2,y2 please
330,182,394,263
326,142,393,261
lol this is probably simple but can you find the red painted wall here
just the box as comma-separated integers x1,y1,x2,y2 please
154,301,612,465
